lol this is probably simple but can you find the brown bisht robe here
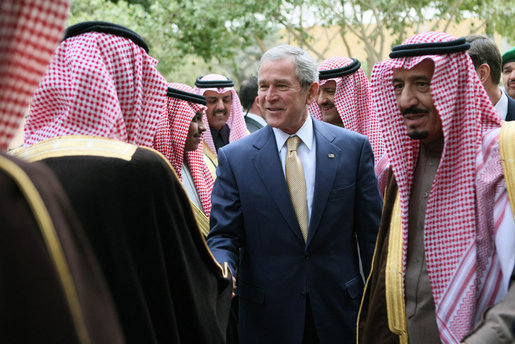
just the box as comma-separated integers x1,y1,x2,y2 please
358,168,400,344
0,152,124,343
15,136,232,344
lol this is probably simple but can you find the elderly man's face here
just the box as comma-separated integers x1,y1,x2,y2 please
204,90,232,131
317,80,342,127
503,61,515,99
257,57,318,134
392,59,442,144
184,111,206,152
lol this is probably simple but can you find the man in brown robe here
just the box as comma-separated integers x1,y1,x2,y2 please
1,1,123,343
19,21,233,344
358,32,515,344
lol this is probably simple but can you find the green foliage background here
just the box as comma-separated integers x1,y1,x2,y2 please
69,0,514,87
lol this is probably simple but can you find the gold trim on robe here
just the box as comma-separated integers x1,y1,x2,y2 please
203,141,218,180
191,203,211,237
385,191,408,344
139,146,229,279
13,136,137,162
0,155,91,344
13,135,228,279
500,121,515,221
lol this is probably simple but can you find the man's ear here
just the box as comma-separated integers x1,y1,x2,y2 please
306,82,319,105
477,63,491,85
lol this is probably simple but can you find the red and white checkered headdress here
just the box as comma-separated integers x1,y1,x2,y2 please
0,0,70,150
153,83,214,217
24,24,168,147
310,57,385,164
194,74,248,155
372,31,505,343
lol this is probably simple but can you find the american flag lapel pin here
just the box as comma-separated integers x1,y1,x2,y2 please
328,153,335,159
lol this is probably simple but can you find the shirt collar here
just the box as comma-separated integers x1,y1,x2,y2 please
272,114,313,152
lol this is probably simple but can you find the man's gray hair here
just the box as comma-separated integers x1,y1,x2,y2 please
259,44,318,91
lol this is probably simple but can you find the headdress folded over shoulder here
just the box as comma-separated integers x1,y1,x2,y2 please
194,76,234,89
167,87,207,105
319,58,361,80
372,31,505,343
389,37,470,58
64,21,149,53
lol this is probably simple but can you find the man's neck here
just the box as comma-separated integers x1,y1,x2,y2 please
249,104,265,120
486,84,503,106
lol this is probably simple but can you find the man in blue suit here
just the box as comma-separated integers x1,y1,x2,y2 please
466,35,515,121
207,45,382,343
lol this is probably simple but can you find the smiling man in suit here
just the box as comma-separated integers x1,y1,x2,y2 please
207,44,382,343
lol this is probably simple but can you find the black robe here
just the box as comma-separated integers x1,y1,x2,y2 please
0,152,124,343
15,137,232,343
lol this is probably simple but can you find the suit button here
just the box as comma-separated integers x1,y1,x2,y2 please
304,254,311,261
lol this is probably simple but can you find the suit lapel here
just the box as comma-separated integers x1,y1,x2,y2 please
252,126,304,242
307,121,341,245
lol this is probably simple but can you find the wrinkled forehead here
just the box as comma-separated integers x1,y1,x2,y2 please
258,56,296,79
258,59,304,90
391,58,435,81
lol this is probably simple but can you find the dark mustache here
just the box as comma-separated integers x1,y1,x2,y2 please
214,110,227,115
320,102,334,107
402,108,429,116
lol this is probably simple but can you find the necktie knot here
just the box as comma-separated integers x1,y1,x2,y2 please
287,136,301,152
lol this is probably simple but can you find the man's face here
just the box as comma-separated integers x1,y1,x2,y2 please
317,80,342,127
502,61,515,99
392,59,443,144
184,111,206,152
204,90,232,131
257,57,318,134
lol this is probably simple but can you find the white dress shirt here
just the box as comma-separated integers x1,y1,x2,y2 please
495,91,508,121
246,112,268,127
272,114,316,223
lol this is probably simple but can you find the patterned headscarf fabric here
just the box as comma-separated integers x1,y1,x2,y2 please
371,31,507,343
153,83,214,217
309,57,385,164
24,28,168,147
194,74,248,156
0,0,70,150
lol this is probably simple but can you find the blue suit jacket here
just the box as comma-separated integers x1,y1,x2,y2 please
506,93,515,121
207,119,382,343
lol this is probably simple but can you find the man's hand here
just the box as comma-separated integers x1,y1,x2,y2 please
232,276,237,298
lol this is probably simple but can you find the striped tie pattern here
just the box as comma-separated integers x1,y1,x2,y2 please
285,136,309,242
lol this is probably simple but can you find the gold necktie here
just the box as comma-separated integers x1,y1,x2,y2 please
285,136,309,242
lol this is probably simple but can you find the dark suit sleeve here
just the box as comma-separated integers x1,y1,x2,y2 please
207,147,244,275
353,138,382,279
464,269,515,343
